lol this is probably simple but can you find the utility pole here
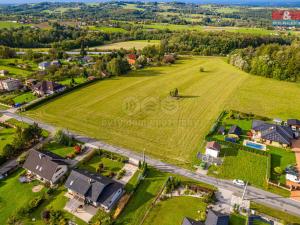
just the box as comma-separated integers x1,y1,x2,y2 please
143,148,145,163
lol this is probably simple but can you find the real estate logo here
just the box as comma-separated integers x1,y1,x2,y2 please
272,10,300,27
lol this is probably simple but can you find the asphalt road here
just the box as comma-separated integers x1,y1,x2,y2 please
3,110,300,216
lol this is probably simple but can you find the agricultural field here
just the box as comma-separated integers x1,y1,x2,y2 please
0,21,28,29
25,56,300,166
0,58,37,78
88,26,127,33
89,40,160,51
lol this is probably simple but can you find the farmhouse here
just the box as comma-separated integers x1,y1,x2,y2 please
23,149,68,185
251,120,294,147
0,78,22,91
182,210,229,225
38,61,51,70
205,141,221,158
65,169,124,210
228,125,242,139
32,80,65,96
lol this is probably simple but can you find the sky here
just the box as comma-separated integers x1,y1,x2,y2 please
0,0,300,6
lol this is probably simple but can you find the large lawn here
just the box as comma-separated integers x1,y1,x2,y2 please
0,169,46,225
25,56,300,165
208,147,269,187
90,40,160,50
0,127,16,155
44,141,74,158
143,196,207,225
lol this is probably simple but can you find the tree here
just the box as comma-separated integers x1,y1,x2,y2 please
274,167,283,176
107,58,122,76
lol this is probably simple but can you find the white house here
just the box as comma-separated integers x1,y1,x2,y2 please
205,141,221,158
0,78,21,91
23,149,68,185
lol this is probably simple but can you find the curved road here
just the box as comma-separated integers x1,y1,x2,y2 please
3,110,300,217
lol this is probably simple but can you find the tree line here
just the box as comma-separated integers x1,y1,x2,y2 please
228,42,300,82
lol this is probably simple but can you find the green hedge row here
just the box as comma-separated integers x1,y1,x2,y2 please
22,78,101,111
97,149,129,163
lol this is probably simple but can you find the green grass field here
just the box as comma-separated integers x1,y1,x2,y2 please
229,214,247,225
0,21,28,29
208,147,268,187
90,40,160,50
43,141,74,158
143,196,207,225
0,127,16,155
25,56,300,166
13,92,37,104
0,169,47,225
88,26,127,33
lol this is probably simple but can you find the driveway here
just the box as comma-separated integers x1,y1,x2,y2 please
114,163,138,185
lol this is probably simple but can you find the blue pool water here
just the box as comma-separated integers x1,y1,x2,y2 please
245,142,265,150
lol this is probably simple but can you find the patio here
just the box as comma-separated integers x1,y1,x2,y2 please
64,193,98,223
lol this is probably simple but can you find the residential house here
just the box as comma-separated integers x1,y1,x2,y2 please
0,70,9,76
51,60,61,67
38,61,51,70
228,125,242,139
217,126,226,135
25,78,38,87
82,56,93,63
287,119,300,131
205,141,221,158
251,120,294,147
127,54,137,65
0,78,22,91
65,169,124,210
182,210,229,225
23,149,68,185
32,80,65,96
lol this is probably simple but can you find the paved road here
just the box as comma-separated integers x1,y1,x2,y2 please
2,110,300,216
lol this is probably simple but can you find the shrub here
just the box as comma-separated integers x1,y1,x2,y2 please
74,145,81,154
117,169,126,180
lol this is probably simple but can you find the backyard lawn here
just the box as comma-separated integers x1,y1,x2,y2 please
0,169,47,225
90,40,160,50
0,58,37,77
25,56,300,166
208,147,268,187
79,154,124,177
116,168,169,225
13,92,37,104
229,214,246,225
44,141,75,158
143,196,207,225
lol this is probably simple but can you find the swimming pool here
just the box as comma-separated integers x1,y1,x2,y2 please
243,140,266,151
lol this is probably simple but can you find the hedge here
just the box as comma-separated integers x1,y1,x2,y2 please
22,78,101,111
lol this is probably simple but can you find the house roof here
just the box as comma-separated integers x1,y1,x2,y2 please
39,61,50,67
23,149,67,181
287,119,300,126
205,210,229,225
182,217,203,225
33,81,64,93
65,169,123,207
218,126,225,133
228,125,242,136
252,120,294,145
127,54,137,60
206,141,221,151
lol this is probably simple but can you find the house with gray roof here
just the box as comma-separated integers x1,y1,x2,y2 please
38,61,51,70
23,149,68,185
65,169,124,210
251,120,294,147
182,210,229,225
228,125,242,139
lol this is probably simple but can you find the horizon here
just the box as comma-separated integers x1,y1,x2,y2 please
1,0,300,7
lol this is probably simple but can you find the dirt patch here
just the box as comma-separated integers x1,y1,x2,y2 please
32,184,43,193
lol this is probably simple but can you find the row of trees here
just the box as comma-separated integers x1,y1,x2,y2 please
229,42,300,82
0,123,43,164
162,32,292,55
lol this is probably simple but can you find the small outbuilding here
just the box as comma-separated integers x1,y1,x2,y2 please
205,141,221,158
228,125,242,139
217,126,226,135
0,70,9,76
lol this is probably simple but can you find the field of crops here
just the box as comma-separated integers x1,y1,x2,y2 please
90,40,160,50
25,56,300,165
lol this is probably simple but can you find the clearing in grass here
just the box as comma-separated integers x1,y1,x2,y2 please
25,56,300,166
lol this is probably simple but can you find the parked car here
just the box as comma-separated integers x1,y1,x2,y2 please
286,174,300,183
233,179,245,186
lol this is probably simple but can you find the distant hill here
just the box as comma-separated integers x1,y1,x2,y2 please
1,0,300,7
